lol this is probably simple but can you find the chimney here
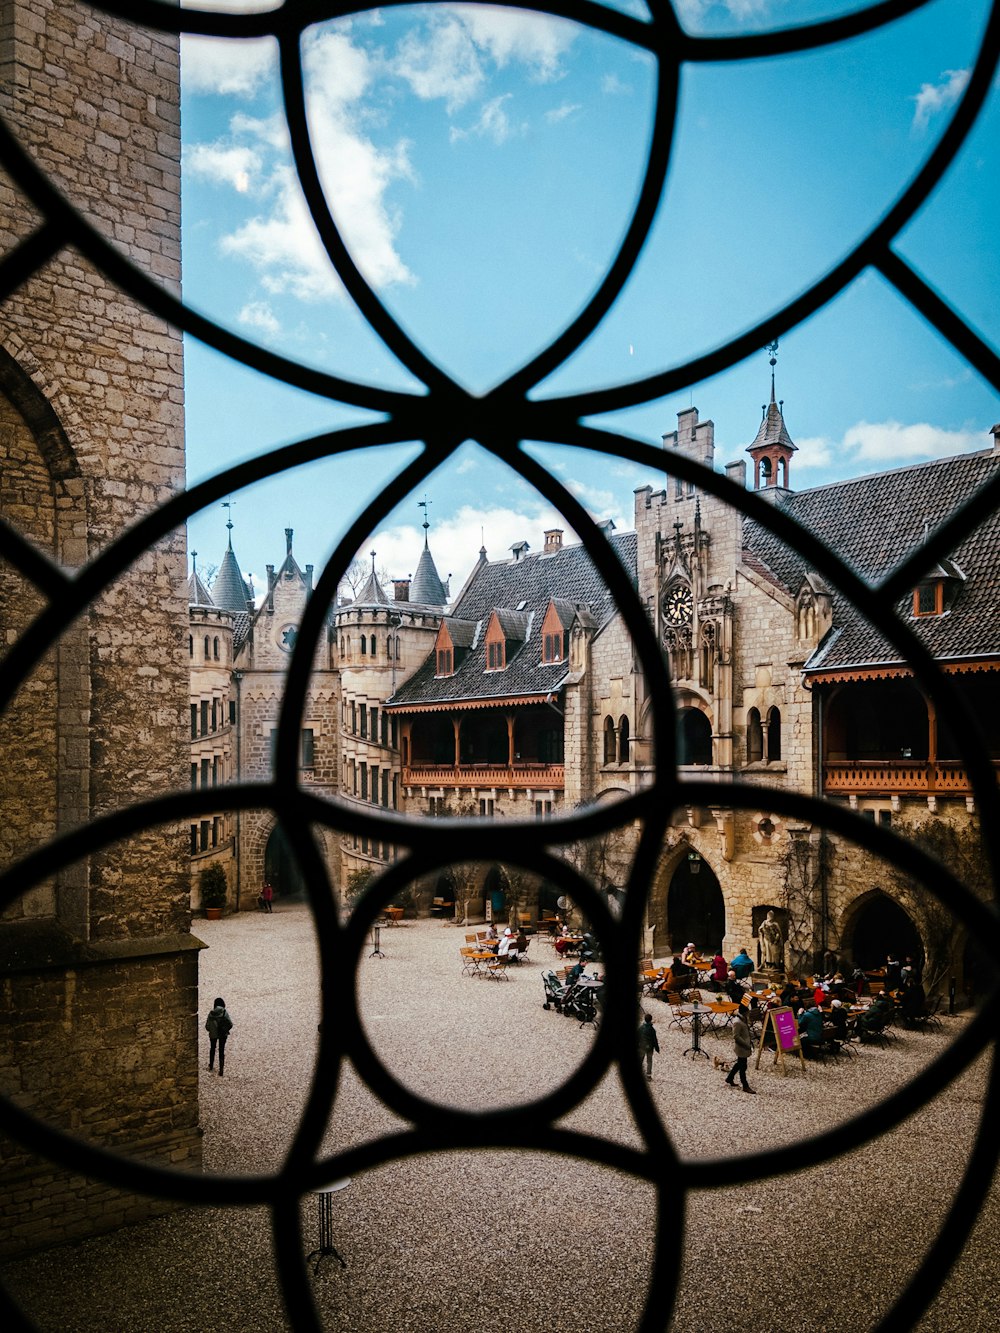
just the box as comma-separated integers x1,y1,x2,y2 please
510,540,530,562
393,579,410,602
543,529,564,552
991,423,1000,454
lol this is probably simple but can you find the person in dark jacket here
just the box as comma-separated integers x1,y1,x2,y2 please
724,1011,755,1093
637,1013,660,1080
798,1001,824,1057
205,996,233,1076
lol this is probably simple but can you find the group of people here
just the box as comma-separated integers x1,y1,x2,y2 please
483,921,530,961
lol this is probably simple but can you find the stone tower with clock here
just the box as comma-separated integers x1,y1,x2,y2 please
635,406,741,772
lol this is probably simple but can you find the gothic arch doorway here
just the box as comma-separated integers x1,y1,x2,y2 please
666,853,725,954
845,892,922,970
264,824,306,899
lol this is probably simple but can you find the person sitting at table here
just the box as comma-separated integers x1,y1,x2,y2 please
730,948,754,980
798,1000,824,1057
497,928,517,959
778,980,799,1007
567,957,588,986
885,954,903,990
515,928,529,956
725,970,746,1004
710,953,728,987
485,921,498,941
828,998,849,1042
681,942,698,966
854,991,894,1038
899,977,927,1025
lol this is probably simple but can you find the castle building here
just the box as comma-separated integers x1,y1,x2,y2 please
194,382,1000,997
1,2,197,1257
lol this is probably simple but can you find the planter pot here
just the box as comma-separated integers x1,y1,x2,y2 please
204,906,222,920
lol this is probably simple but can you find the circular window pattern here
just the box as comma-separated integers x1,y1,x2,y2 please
1,3,999,1331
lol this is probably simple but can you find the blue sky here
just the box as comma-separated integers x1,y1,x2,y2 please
180,0,998,597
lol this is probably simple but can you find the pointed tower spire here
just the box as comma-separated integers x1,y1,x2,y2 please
747,340,797,492
409,495,448,605
212,509,254,612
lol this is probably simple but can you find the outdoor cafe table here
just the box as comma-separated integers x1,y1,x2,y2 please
705,1001,739,1032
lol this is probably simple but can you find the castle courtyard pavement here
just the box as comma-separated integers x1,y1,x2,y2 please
3,903,998,1332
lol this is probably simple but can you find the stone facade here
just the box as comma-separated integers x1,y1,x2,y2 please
0,2,197,1258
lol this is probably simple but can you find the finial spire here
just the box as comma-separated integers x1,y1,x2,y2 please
766,338,779,404
370,548,377,572
222,499,234,548
417,495,432,545
191,551,198,574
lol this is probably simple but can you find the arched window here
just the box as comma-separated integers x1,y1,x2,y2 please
678,708,713,765
700,624,715,692
618,715,630,763
213,636,220,660
346,635,351,657
766,707,782,762
360,635,367,655
603,716,616,765
188,635,193,657
203,635,210,659
369,634,376,656
395,636,401,660
340,636,345,655
747,708,763,764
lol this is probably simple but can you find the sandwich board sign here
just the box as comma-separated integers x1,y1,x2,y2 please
755,1006,806,1073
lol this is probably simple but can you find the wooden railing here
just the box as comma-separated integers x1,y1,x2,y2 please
822,760,999,795
403,763,565,789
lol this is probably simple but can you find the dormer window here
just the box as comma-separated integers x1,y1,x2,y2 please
436,647,453,676
913,581,943,617
487,639,505,670
543,632,565,663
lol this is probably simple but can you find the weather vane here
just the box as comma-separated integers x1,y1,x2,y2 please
766,338,779,368
417,495,431,534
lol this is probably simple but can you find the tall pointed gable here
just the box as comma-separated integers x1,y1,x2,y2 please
354,550,390,605
213,521,253,613
409,502,448,606
187,553,214,608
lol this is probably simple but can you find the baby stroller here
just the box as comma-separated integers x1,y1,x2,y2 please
541,970,568,1013
562,975,604,1029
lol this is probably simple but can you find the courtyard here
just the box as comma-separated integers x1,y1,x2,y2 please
3,903,998,1332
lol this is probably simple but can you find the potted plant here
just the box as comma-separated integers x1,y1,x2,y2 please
200,863,228,919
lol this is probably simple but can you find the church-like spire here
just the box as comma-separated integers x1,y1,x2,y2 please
409,495,448,605
187,550,214,607
212,507,254,612
747,340,797,491
354,547,390,605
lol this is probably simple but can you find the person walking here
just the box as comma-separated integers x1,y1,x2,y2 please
724,1009,756,1093
205,996,234,1076
637,1012,660,1081
261,882,273,914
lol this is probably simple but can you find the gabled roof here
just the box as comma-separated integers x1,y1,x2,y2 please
492,609,530,641
547,598,580,631
749,395,797,454
742,448,1000,673
441,617,477,648
387,530,637,708
187,565,214,608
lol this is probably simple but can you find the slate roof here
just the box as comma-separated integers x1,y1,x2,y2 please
409,538,448,606
353,565,390,606
742,448,1000,672
749,393,797,454
213,543,253,614
388,531,637,708
187,566,214,608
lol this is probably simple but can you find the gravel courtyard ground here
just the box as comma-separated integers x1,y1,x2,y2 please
3,903,998,1332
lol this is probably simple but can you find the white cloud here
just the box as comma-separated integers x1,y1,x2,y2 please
601,72,631,96
392,7,576,111
844,420,983,462
237,300,280,334
450,93,522,145
191,29,414,300
181,35,276,97
912,68,969,131
185,142,260,192
796,420,985,472
545,102,581,124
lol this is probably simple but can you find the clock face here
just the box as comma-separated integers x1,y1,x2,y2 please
663,584,693,627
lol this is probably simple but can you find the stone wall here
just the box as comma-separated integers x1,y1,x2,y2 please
0,2,194,1256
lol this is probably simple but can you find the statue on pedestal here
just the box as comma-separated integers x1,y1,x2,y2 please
759,909,784,970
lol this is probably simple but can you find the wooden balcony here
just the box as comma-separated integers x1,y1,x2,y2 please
822,760,1000,796
403,763,565,790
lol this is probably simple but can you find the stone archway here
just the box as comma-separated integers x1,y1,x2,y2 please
264,823,307,899
842,890,923,971
666,847,730,954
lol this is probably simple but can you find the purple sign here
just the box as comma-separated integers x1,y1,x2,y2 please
774,1008,799,1051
